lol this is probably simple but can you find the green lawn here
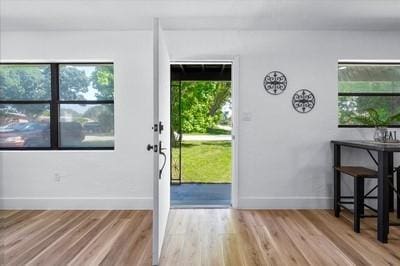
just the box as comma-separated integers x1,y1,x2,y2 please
172,141,232,183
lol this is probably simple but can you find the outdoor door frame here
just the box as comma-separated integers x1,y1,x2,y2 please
169,57,240,208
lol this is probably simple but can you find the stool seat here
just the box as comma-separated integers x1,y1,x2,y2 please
335,166,377,178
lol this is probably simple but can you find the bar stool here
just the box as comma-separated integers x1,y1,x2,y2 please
334,166,378,233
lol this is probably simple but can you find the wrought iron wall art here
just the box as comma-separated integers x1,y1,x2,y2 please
292,89,315,113
263,71,287,95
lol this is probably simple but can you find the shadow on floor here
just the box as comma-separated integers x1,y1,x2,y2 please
171,183,231,207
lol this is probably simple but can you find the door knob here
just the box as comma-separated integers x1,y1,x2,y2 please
147,144,158,152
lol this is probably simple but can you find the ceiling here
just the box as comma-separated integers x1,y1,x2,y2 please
1,0,400,31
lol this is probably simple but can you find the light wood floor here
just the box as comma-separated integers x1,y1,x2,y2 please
1,210,152,265
1,209,400,265
161,209,400,266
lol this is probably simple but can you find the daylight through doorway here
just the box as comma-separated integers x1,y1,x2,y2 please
170,63,232,207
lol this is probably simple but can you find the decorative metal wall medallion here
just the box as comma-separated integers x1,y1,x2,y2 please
292,89,315,113
263,71,287,95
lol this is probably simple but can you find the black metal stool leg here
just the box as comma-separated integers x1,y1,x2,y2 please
389,152,394,212
334,144,341,217
360,178,365,216
397,168,400,219
334,170,341,217
354,178,364,233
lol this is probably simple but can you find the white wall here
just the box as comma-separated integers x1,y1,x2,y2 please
0,31,154,209
1,30,399,209
166,30,400,208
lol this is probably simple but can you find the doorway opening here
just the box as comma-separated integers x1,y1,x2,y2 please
170,63,233,207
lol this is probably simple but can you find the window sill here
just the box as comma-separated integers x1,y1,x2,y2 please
0,148,115,152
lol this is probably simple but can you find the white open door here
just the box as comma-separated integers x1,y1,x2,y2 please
151,18,170,266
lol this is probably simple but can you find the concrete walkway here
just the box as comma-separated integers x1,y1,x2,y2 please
171,184,231,206
182,134,231,141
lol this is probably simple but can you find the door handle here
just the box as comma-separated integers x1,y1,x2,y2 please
147,141,166,179
159,141,167,179
146,144,158,152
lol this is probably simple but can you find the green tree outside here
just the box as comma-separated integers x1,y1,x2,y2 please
171,81,231,134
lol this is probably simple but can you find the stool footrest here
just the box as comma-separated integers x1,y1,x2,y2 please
335,166,377,178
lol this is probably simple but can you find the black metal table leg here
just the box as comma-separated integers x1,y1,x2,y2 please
360,178,365,216
354,178,364,233
377,151,390,243
397,167,400,219
388,152,394,212
334,144,341,217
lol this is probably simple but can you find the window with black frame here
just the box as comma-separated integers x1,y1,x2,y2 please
0,63,114,150
338,62,400,127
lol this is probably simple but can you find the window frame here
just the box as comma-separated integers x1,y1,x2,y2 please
0,62,115,150
338,61,400,128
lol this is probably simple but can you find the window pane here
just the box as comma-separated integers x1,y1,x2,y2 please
0,104,50,148
59,64,114,100
338,96,400,125
59,104,114,148
338,64,400,93
0,64,51,100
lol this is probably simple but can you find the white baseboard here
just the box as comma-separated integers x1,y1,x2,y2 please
0,197,153,210
1,196,331,210
238,196,332,209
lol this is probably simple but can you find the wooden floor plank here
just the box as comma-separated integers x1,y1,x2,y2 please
67,218,130,265
231,210,269,266
5,211,82,264
3,210,45,229
261,210,310,265
278,211,352,266
179,210,202,266
98,211,146,265
2,209,400,265
221,234,246,266
27,216,100,265
199,210,224,266
161,209,400,266
51,211,122,265
300,210,372,265
0,210,19,219
159,235,185,266
317,210,400,265
5,211,64,249
9,211,91,265
106,211,152,266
